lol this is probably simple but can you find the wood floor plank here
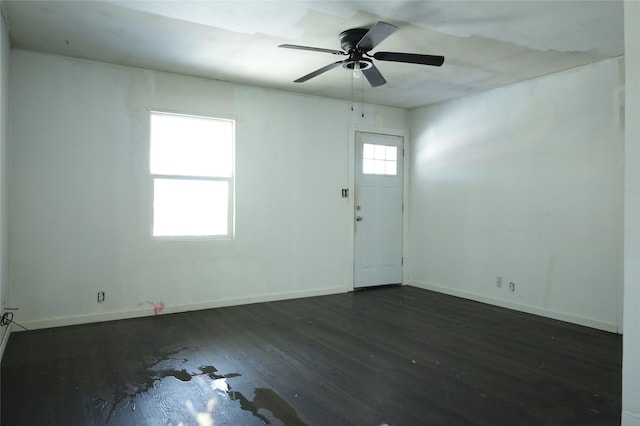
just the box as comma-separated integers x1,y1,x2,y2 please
1,286,621,425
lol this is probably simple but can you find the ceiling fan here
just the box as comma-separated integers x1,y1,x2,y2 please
279,22,444,87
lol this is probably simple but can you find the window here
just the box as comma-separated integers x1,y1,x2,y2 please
150,112,234,237
362,143,398,175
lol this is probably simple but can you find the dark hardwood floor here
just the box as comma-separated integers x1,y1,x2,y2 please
1,286,621,425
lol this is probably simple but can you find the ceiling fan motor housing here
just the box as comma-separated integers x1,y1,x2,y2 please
339,28,369,52
340,28,374,71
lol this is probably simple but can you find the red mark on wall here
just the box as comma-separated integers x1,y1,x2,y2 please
139,301,166,316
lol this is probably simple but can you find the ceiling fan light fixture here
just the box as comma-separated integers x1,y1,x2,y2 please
342,58,373,72
353,61,361,79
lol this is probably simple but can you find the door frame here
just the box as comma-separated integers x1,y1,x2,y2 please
346,124,410,291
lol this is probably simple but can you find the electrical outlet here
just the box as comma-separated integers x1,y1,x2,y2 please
97,291,105,303
509,282,515,292
496,276,503,288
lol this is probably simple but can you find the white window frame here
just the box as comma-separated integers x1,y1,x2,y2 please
149,111,235,239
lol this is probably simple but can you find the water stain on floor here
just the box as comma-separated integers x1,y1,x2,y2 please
101,346,306,425
218,380,306,425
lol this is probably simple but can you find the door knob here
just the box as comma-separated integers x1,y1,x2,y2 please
356,216,363,221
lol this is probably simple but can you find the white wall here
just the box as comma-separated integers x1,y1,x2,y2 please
7,50,409,329
408,58,624,332
0,5,10,356
623,2,640,424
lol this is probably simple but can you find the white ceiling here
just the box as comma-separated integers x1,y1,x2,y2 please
2,0,624,109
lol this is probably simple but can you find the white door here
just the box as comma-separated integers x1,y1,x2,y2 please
354,132,404,288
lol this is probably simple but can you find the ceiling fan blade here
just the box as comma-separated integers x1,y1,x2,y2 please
362,64,387,87
356,22,398,52
294,61,344,83
279,44,346,56
373,51,445,66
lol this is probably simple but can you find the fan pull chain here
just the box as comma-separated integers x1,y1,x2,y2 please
361,73,365,118
351,71,355,111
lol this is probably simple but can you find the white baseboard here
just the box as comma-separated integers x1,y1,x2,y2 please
13,281,618,333
623,410,640,426
16,286,350,331
408,280,618,333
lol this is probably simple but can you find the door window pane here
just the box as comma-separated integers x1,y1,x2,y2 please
363,159,375,174
362,143,398,176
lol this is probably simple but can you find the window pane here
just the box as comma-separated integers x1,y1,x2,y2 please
363,143,375,159
385,146,397,161
362,142,399,175
153,179,229,236
386,160,397,176
150,113,233,177
363,159,375,174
